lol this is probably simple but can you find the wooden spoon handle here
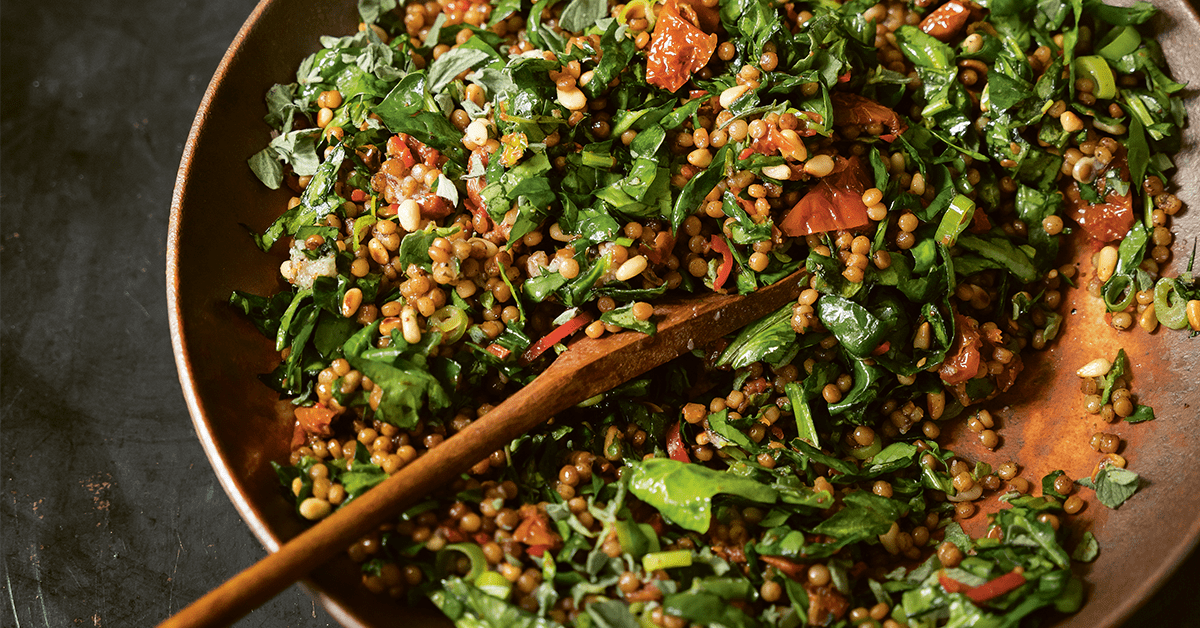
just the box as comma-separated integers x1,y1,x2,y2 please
160,268,806,628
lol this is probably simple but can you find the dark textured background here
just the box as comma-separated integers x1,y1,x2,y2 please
0,0,1197,626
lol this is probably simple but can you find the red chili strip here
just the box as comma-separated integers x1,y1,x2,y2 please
710,234,733,291
520,312,595,364
965,570,1027,604
666,420,690,462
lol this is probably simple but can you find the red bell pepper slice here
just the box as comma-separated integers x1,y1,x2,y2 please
387,134,417,169
520,312,595,364
759,555,807,581
514,512,561,550
666,420,691,462
710,235,733,290
486,343,512,360
939,573,972,595
966,570,1027,603
940,570,1027,604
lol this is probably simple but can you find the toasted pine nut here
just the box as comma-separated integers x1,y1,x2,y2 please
1096,246,1118,283
400,306,422,344
341,288,363,318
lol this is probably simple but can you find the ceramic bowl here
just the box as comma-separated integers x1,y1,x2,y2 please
167,1,1200,626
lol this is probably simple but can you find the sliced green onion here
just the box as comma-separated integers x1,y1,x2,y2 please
428,305,469,344
1101,274,1136,312
849,433,883,460
1154,277,1189,329
582,150,616,169
1097,26,1142,63
1075,56,1117,100
785,381,819,449
618,0,657,29
642,549,693,572
578,392,605,407
935,194,976,247
474,570,513,599
351,214,378,247
436,543,488,582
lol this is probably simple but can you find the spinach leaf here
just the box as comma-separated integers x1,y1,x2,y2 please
1072,531,1099,562
670,145,729,232
627,458,777,533
1126,404,1155,423
955,232,1039,283
816,295,888,358
229,289,296,338
1077,467,1141,509
254,145,347,251
662,591,762,628
427,47,493,94
599,302,656,335
248,147,284,189
558,0,609,32
716,304,797,369
810,491,906,542
342,320,450,428
785,382,819,448
431,577,563,628
708,409,757,453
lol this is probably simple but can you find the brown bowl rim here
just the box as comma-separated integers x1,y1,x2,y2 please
166,1,1200,626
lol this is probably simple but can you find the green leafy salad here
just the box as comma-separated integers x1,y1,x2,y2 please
229,0,1194,625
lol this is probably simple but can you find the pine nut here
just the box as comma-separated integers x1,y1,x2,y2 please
401,305,422,344
777,129,808,161
299,497,332,520
557,86,587,111
1096,245,1118,282
398,199,421,232
615,255,648,281
466,118,489,146
379,316,402,337
341,287,363,318
1072,157,1097,184
927,391,945,421
687,148,713,168
368,238,390,265
1139,302,1159,333
804,154,835,177
1077,357,1112,378
719,84,750,109
1059,111,1083,132
762,164,792,180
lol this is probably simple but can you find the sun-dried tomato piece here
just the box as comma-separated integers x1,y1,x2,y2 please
645,0,717,93
779,155,872,236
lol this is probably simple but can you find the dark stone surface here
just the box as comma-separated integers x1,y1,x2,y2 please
0,0,1195,626
0,0,336,625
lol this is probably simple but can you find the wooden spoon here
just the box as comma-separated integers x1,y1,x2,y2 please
160,267,808,628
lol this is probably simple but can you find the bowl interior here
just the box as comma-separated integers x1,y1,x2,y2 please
168,1,1200,626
